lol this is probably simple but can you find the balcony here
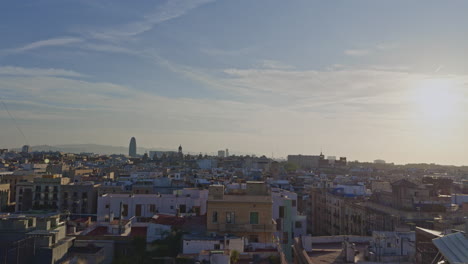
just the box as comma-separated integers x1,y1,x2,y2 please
215,223,276,232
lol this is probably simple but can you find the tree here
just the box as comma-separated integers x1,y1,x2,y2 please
230,250,240,264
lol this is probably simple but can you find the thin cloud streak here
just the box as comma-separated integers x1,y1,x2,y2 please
345,49,371,56
0,66,85,77
88,0,215,41
1,66,468,164
12,37,83,53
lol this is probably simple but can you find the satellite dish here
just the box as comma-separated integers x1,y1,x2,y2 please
44,159,50,164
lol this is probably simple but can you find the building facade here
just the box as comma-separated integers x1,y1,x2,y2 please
206,182,276,244
60,182,100,215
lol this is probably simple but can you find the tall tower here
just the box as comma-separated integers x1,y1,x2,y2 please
21,145,30,153
178,145,183,159
129,137,137,157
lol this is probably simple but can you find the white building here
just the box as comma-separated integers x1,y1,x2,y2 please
182,234,244,254
271,188,307,238
97,189,208,221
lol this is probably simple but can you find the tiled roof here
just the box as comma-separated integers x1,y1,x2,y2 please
84,226,108,236
129,226,147,237
151,214,185,226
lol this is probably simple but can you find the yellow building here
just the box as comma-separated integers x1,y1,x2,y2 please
206,182,276,244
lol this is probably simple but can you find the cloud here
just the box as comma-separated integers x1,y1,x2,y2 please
344,49,371,56
434,65,444,73
345,43,398,57
1,66,468,165
258,60,294,70
79,43,138,55
200,46,255,57
0,66,85,77
12,37,83,53
88,0,215,40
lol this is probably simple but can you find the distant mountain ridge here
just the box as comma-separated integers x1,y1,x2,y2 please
17,144,175,155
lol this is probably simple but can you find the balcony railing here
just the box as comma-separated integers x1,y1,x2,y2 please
215,223,276,232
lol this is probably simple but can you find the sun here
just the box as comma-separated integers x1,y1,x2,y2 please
412,78,460,121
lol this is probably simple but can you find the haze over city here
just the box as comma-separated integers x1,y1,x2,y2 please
1,0,468,165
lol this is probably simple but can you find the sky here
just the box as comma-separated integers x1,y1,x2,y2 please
1,0,468,165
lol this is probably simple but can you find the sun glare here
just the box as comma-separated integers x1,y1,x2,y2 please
412,78,461,121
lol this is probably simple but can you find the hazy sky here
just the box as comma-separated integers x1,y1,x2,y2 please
1,0,468,165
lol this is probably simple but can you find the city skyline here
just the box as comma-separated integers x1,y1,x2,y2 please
1,0,468,166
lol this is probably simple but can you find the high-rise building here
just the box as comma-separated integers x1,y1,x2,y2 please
217,150,225,158
129,137,137,157
225,148,229,157
21,145,30,153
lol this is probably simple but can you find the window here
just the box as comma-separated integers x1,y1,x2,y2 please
122,204,128,217
214,244,221,250
135,204,142,217
212,211,218,223
226,212,235,224
250,212,259,224
292,200,296,207
105,204,110,209
276,218,282,230
249,235,259,243
179,204,186,213
279,206,285,218
149,204,156,213
295,221,302,228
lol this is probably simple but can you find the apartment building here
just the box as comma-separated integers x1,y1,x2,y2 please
60,182,100,215
97,188,208,221
15,174,70,212
206,182,276,244
32,174,70,211
0,172,38,204
0,183,10,211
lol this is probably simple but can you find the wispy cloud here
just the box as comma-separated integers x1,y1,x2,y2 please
0,66,85,77
2,66,468,164
434,65,444,73
345,42,398,57
88,0,215,41
344,49,371,56
12,37,83,53
200,46,255,57
80,43,138,55
258,60,294,70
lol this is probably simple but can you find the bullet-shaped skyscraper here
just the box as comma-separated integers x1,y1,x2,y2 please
129,137,137,157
